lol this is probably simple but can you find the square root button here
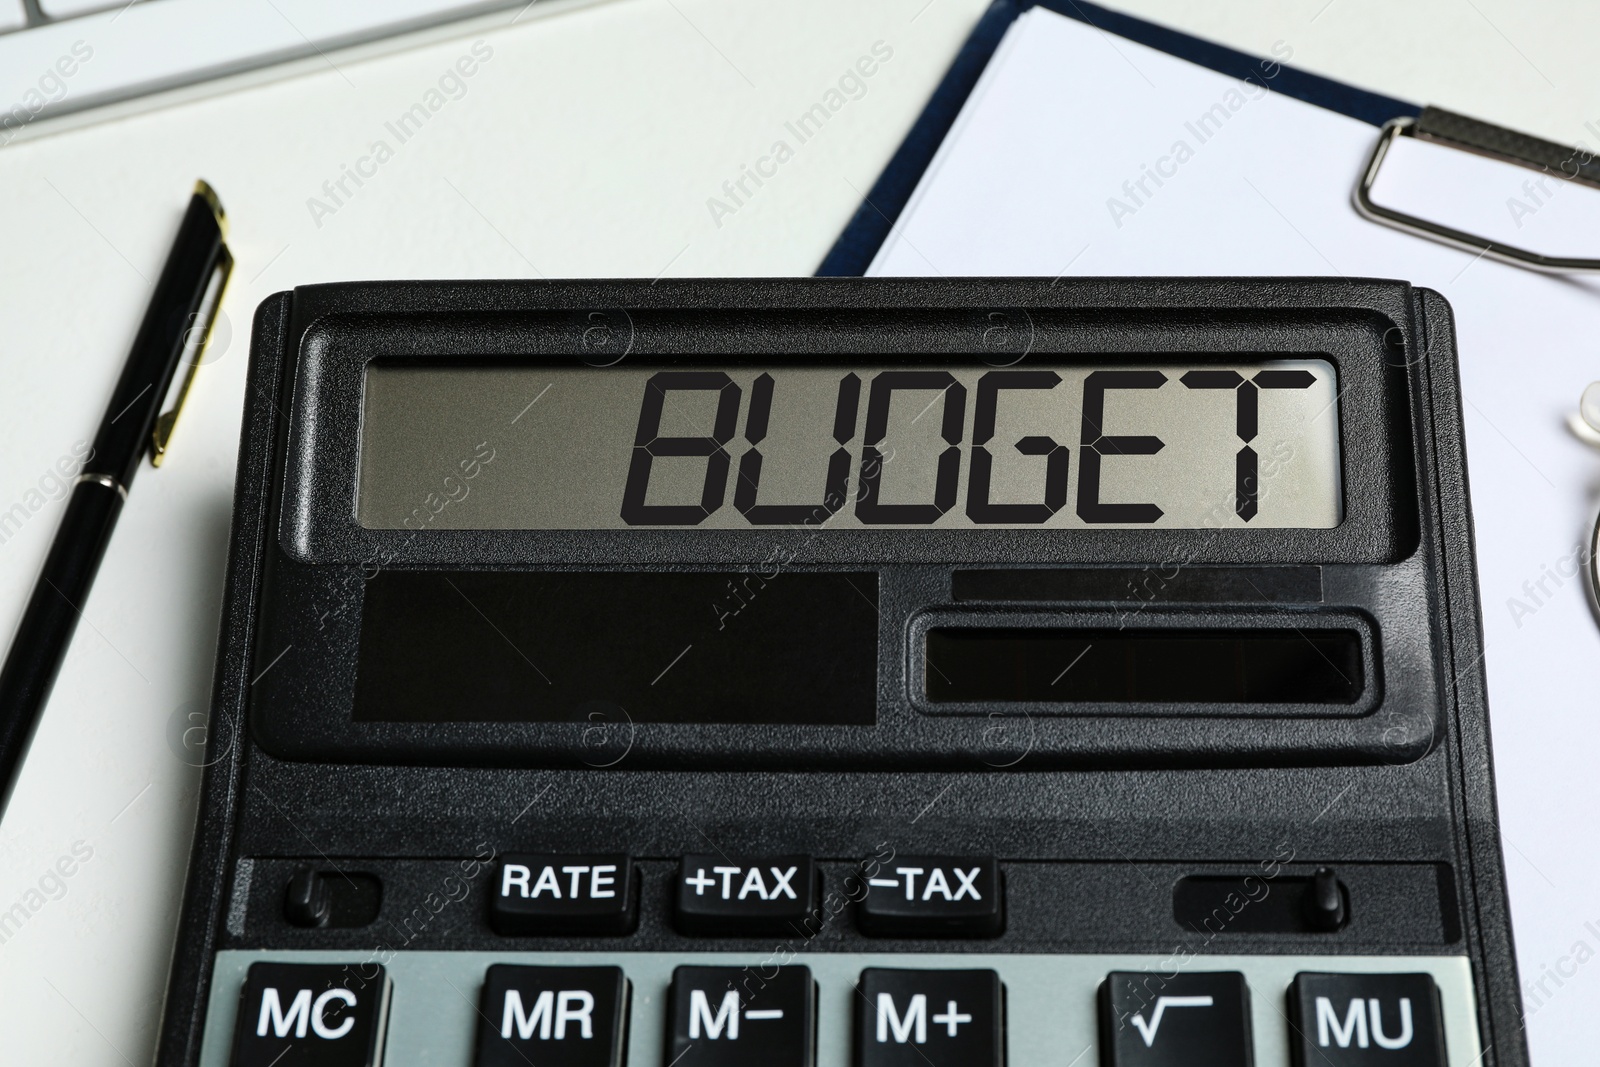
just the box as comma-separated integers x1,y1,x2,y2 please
854,968,1004,1067
1289,973,1447,1067
667,965,816,1066
857,856,1002,937
489,854,635,935
474,965,629,1067
676,854,817,935
1099,971,1252,1066
229,962,391,1067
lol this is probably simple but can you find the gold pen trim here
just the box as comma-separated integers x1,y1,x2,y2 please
151,184,233,468
193,178,228,239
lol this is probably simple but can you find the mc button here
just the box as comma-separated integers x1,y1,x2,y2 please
230,962,390,1067
858,855,1002,937
676,854,816,935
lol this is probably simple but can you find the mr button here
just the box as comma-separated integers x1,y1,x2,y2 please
490,854,635,935
230,963,390,1067
668,965,816,1067
475,965,629,1067
676,854,816,935
1289,973,1447,1067
855,968,1004,1067
858,856,1001,936
1099,971,1252,1067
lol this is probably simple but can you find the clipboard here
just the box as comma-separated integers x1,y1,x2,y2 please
818,0,1600,277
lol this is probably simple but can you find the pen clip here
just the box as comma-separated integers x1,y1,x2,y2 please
151,182,233,468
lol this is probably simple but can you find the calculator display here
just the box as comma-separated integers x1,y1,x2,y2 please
355,361,1341,531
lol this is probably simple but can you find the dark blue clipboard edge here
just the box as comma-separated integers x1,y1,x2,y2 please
816,0,1422,277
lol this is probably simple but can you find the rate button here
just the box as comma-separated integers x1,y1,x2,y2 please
857,855,1002,937
490,854,636,936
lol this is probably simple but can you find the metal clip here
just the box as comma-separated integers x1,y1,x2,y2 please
1354,108,1600,274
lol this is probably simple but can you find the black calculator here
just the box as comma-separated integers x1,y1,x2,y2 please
156,277,1524,1067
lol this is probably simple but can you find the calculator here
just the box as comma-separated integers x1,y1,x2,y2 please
156,277,1525,1067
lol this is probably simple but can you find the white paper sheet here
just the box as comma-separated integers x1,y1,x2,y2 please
870,9,1600,1061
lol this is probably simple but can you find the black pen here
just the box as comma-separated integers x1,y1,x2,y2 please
0,181,232,815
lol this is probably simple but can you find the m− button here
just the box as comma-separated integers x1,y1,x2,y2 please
475,965,629,1067
1099,971,1252,1066
490,854,636,935
1288,973,1447,1066
854,968,1004,1067
857,855,1001,937
675,854,817,935
667,965,816,1066
230,962,390,1067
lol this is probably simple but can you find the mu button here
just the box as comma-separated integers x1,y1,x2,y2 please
490,854,636,936
1099,971,1252,1067
229,962,391,1067
675,854,816,935
475,965,629,1067
667,965,816,1066
857,855,1001,937
855,968,1004,1067
1289,973,1447,1067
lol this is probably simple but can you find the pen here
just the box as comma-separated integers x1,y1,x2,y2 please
0,180,232,816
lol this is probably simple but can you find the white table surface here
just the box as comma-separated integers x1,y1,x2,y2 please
0,1,1595,1063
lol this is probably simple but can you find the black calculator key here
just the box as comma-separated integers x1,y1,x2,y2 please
676,854,816,934
854,968,1003,1067
490,853,635,935
475,965,629,1067
1099,971,1252,1066
857,856,1002,936
230,962,390,1067
667,965,816,1066
1288,973,1447,1066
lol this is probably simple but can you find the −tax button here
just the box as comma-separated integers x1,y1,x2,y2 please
858,856,1002,937
490,854,636,935
676,854,817,935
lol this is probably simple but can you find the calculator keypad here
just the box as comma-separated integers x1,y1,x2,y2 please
214,954,1472,1067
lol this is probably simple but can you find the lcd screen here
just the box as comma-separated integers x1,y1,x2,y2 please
357,361,1342,530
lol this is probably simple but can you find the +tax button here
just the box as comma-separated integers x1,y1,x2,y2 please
676,854,817,935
